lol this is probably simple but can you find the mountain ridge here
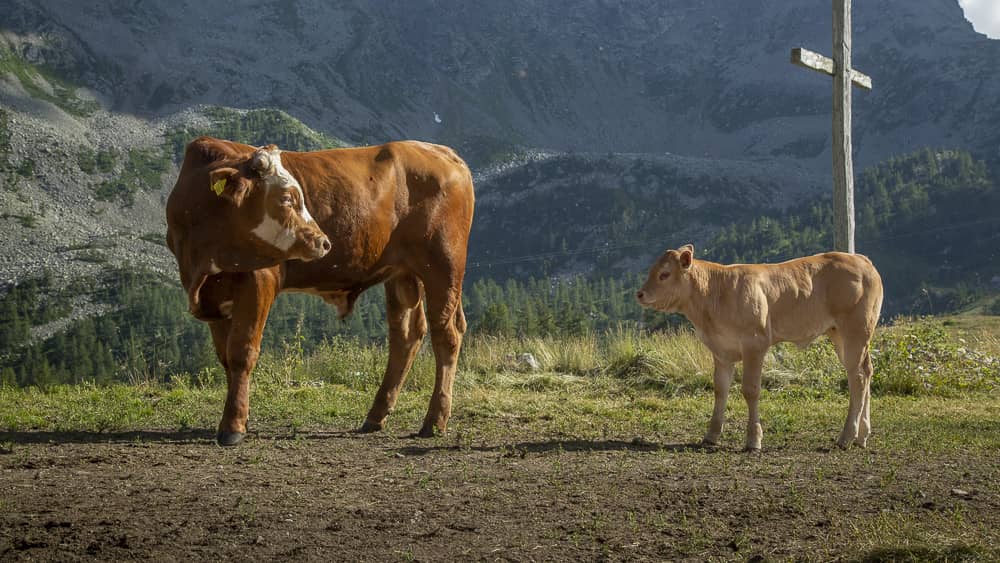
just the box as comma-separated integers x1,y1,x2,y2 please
3,0,998,171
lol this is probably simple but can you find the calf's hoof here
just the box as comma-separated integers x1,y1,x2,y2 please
357,420,384,434
216,431,245,447
743,446,761,454
415,424,438,438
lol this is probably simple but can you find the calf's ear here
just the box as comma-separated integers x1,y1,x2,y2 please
678,243,695,254
679,247,693,270
208,167,249,206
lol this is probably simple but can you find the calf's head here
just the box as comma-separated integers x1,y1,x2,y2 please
636,244,695,313
208,145,331,263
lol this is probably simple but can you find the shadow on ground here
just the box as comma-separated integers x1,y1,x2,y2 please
0,429,216,446
0,430,715,456
392,438,715,457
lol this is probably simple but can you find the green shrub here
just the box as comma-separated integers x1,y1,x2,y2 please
872,318,1000,396
95,149,117,173
77,149,97,173
15,158,34,177
988,297,1000,316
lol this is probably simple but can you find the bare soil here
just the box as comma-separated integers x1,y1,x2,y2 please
1,429,997,562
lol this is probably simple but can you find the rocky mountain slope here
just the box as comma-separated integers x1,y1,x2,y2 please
4,0,998,171
1,0,998,323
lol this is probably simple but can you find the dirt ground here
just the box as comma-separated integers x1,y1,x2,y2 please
1,428,997,562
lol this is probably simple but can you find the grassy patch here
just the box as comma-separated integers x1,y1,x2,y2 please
1,316,997,447
0,49,99,117
92,148,171,205
1,380,998,454
1,212,38,228
165,106,346,161
139,232,166,246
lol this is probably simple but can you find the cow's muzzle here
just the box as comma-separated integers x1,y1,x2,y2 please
300,230,332,261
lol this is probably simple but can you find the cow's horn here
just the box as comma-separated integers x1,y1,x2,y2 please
251,148,274,175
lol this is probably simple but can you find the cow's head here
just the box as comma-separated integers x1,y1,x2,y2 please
207,145,331,263
636,244,695,312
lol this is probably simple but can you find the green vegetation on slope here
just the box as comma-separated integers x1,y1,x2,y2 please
165,107,347,160
0,269,390,388
471,154,780,280
0,47,99,117
75,106,346,207
706,149,1000,314
93,148,173,205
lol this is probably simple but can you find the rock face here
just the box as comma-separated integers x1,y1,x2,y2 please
3,0,999,171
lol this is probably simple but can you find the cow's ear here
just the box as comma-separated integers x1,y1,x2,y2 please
679,247,693,270
208,167,248,205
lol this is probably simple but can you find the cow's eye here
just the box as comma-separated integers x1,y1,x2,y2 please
280,194,294,207
658,272,670,281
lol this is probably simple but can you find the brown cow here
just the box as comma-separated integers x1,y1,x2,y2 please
166,137,474,446
636,245,883,451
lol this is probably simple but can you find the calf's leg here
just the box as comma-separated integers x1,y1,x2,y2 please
217,270,278,446
741,350,765,451
836,335,870,449
361,275,427,432
855,349,874,447
702,357,735,446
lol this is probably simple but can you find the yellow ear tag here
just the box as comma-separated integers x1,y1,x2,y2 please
211,178,227,196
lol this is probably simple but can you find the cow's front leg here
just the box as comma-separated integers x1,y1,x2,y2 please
702,356,735,446
217,270,278,447
741,349,766,451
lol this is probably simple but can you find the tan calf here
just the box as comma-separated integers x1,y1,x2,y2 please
637,245,883,450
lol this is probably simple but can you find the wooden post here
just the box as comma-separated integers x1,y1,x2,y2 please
832,0,854,253
791,0,871,254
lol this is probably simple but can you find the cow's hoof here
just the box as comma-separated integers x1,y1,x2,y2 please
700,437,720,447
357,421,383,434
743,446,761,454
216,431,245,447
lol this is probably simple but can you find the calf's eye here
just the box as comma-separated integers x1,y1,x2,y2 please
280,194,294,206
658,272,670,281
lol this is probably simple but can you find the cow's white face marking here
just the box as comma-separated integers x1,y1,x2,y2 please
264,150,314,223
252,214,297,251
250,148,317,251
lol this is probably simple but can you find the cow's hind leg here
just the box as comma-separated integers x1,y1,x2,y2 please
418,278,466,438
208,319,231,372
217,269,278,446
702,356,735,446
836,330,872,449
360,275,427,432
